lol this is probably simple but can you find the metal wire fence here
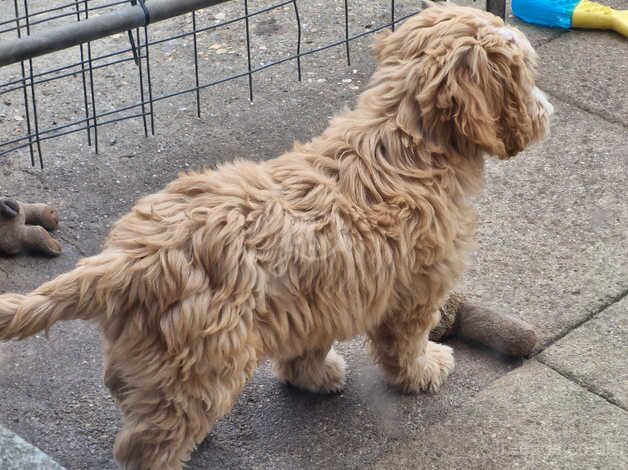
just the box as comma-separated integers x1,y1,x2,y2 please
0,0,503,168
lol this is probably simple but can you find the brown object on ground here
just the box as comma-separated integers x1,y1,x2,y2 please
22,202,60,231
0,198,62,256
431,292,537,357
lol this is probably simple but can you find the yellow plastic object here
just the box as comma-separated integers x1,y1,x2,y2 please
572,0,628,37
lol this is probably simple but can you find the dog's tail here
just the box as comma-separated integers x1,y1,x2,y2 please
0,250,128,341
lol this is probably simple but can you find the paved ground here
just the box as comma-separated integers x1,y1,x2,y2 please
0,1,626,469
0,425,64,469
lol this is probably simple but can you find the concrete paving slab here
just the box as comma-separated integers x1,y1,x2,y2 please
535,26,628,127
374,360,628,470
461,97,628,350
0,425,65,470
538,296,628,409
0,322,518,469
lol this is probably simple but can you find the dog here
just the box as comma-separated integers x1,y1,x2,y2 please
0,6,552,469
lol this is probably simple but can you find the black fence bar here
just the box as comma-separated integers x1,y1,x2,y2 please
487,0,506,19
0,0,232,67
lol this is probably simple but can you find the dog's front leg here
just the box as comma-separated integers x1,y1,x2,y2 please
272,345,346,393
368,307,454,393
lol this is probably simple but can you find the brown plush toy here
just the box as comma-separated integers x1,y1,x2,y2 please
0,198,62,256
431,292,537,357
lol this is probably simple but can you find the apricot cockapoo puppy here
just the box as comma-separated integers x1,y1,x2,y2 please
0,6,552,469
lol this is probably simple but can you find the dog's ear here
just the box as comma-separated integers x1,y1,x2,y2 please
417,36,540,159
0,198,20,218
416,40,509,158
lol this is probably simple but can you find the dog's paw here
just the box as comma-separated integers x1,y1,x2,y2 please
394,341,454,394
315,348,347,393
273,348,346,394
414,341,454,393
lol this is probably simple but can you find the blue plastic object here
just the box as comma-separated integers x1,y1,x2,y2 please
511,0,580,29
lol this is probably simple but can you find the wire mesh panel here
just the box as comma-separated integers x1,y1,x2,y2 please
0,0,502,169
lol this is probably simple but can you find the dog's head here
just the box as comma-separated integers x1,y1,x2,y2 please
372,6,553,159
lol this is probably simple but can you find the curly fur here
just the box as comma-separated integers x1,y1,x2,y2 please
0,6,551,469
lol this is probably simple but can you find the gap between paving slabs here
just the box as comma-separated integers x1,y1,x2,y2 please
535,293,628,410
0,424,66,470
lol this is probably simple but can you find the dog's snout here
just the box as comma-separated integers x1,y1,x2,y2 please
533,87,554,116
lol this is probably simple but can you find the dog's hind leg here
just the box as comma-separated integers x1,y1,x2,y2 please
272,345,346,393
111,328,257,470
367,307,454,393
